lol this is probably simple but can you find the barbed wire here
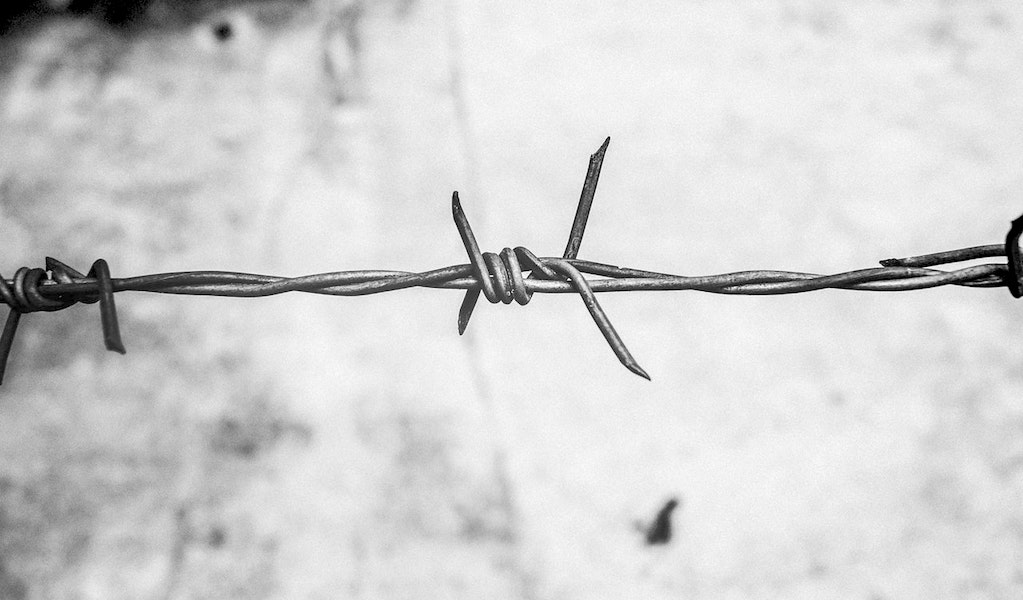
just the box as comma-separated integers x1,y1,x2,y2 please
2,137,1022,384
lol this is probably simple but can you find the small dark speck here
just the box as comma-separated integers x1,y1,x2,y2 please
926,19,956,47
0,572,27,600
986,12,1007,30
235,439,258,457
644,497,680,545
208,527,227,548
213,22,233,42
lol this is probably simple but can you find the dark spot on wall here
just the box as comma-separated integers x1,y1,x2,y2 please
212,21,232,42
985,11,1007,30
65,0,155,27
209,392,312,459
212,417,263,458
0,565,28,600
644,497,680,545
926,19,957,48
207,525,227,548
807,560,828,578
0,1,40,35
96,0,154,26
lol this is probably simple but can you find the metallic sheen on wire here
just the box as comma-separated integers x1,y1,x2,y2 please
1,138,1020,384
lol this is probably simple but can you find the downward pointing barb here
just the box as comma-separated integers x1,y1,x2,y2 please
88,259,126,355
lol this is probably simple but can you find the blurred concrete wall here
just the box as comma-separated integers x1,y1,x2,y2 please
2,1,1023,599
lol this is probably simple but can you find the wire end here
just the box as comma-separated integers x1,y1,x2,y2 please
451,190,462,216
626,361,652,381
457,287,480,335
105,337,127,355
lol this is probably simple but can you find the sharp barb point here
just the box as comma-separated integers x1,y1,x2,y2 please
451,191,463,218
545,258,648,378
627,362,651,381
457,288,480,334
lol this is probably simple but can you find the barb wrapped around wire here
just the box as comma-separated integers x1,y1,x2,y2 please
2,137,1022,384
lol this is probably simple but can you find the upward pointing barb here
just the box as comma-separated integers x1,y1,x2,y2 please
563,136,610,260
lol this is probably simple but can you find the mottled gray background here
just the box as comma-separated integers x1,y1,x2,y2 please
1,1,1023,598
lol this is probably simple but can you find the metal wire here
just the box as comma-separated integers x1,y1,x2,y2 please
2,138,1021,384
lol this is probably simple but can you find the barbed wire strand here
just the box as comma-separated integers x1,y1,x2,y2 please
2,138,1022,384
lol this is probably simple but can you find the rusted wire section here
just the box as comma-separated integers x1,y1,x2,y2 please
2,137,1021,383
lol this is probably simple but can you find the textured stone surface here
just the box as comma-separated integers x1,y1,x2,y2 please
2,1,1023,598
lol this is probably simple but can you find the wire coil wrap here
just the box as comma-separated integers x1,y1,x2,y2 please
0,258,124,384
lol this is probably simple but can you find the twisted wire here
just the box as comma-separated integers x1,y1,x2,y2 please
2,138,1021,384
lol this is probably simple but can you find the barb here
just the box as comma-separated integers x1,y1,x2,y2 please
1,138,1020,384
563,135,610,260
